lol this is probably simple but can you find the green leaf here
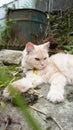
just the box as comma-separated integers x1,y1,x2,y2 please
9,86,43,130
0,66,11,88
0,101,6,109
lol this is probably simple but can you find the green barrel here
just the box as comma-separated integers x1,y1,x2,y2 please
7,9,48,48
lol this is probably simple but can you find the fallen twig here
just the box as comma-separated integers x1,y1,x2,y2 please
46,116,63,130
29,105,63,130
29,105,46,116
29,88,44,98
4,120,9,130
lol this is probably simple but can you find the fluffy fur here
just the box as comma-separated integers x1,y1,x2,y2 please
3,42,73,103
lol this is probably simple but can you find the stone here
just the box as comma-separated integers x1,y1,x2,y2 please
0,83,73,130
0,49,22,65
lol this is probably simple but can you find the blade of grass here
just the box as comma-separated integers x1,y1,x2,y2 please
0,66,11,87
0,66,43,130
9,86,43,130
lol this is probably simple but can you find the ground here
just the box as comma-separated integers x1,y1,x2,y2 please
0,83,73,130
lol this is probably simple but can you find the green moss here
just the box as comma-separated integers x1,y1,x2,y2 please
7,65,18,71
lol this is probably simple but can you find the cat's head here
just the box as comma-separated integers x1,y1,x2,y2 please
24,42,50,70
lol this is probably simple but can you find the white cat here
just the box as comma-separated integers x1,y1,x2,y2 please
3,42,73,103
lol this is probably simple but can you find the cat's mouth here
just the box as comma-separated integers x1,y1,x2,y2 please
34,65,46,70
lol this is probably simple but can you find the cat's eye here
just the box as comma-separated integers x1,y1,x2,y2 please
44,57,47,60
35,58,40,61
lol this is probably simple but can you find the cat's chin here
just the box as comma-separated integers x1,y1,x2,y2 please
35,66,47,70
36,68,45,70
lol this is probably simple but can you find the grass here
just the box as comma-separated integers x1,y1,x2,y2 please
0,66,43,130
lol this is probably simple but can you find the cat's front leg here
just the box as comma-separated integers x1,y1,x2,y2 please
3,73,44,98
3,78,33,98
47,73,67,103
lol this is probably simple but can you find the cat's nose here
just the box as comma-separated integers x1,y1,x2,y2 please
41,63,44,66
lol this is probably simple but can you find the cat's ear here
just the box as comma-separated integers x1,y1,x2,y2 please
43,41,50,50
26,42,34,54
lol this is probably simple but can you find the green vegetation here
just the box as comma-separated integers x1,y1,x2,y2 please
49,9,73,53
0,66,12,88
10,86,43,130
0,66,43,130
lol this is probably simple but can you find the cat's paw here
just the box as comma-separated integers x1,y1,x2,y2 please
47,91,64,103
